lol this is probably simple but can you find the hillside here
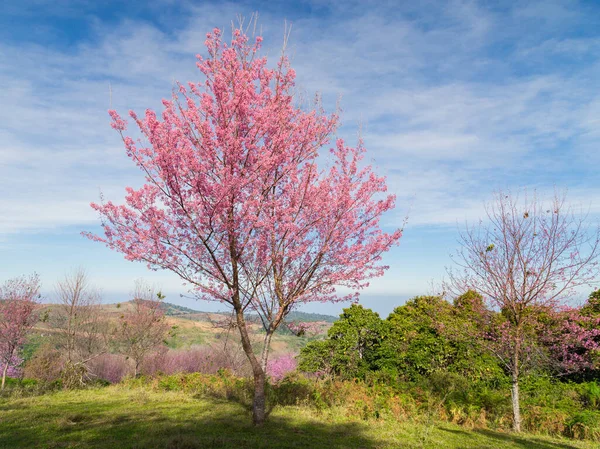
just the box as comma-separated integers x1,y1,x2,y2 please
30,301,332,356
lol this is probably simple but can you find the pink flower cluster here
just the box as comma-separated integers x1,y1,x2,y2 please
267,354,297,382
5,354,23,378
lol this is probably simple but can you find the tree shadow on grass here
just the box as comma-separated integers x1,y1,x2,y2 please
440,427,583,449
0,396,388,449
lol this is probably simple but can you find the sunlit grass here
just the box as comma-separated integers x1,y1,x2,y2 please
0,385,595,449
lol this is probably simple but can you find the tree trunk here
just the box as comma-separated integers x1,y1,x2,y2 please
511,374,521,432
252,369,267,425
232,301,268,425
250,331,274,426
1,363,8,390
511,332,522,432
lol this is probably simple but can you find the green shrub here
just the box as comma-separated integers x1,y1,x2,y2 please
565,411,600,441
581,382,600,409
271,372,314,406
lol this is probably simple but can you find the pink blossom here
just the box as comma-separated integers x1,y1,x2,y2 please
267,354,297,381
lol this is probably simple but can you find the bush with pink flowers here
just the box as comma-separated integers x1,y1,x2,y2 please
267,354,297,382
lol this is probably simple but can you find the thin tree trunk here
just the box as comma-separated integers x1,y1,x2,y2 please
511,342,521,433
1,363,8,390
511,373,521,432
260,332,274,373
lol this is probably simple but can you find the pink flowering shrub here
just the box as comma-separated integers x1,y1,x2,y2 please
141,344,250,377
267,353,297,382
88,354,130,384
542,308,600,375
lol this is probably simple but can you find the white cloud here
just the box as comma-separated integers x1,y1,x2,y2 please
1,0,600,240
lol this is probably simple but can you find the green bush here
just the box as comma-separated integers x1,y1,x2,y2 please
0,377,62,398
565,411,600,441
581,382,600,409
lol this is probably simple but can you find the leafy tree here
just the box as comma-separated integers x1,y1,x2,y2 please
378,296,455,379
299,304,385,379
447,191,600,432
375,293,502,383
582,289,600,317
86,24,401,424
0,274,41,389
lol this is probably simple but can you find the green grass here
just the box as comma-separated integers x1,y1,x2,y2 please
0,386,596,449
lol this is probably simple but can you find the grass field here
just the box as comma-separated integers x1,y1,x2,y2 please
0,386,595,449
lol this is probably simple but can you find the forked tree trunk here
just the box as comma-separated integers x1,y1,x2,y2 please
233,300,270,425
1,363,8,390
251,331,274,425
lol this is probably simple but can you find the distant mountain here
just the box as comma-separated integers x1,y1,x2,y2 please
158,302,337,323
286,311,337,323
159,302,203,316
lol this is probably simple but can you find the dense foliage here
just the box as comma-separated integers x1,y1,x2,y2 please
299,294,505,383
297,291,600,439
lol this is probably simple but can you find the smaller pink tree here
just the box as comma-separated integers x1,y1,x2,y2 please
118,281,170,376
0,274,41,389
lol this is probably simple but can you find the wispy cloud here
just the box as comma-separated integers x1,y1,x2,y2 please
2,0,600,237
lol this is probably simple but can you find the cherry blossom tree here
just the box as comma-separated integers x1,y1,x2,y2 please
117,281,169,377
448,191,600,432
0,274,41,389
86,24,401,424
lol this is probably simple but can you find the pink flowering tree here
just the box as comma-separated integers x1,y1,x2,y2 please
0,274,41,389
542,306,600,376
86,25,401,424
448,191,600,432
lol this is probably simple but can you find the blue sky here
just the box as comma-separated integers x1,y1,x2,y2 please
2,0,600,317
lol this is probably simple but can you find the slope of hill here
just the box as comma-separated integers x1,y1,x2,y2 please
31,301,332,355
159,302,206,316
